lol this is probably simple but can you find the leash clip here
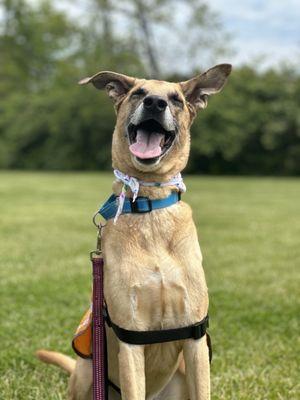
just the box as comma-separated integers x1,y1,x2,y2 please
90,211,106,260
90,229,102,260
93,210,105,229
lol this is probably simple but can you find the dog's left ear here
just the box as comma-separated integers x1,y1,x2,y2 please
78,71,135,102
180,64,232,110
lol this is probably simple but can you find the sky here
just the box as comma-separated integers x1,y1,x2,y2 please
57,0,300,71
27,0,300,72
209,0,300,69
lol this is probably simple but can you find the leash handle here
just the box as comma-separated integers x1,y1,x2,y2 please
92,255,106,400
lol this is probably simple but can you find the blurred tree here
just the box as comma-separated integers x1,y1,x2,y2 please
0,0,80,93
0,0,299,174
84,0,229,77
0,0,81,166
0,0,144,168
190,66,300,175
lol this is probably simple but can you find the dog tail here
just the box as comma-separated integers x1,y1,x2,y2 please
36,349,76,375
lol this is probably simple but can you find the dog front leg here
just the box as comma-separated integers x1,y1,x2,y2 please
183,336,210,400
118,342,146,400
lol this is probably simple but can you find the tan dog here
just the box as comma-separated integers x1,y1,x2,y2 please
37,64,232,400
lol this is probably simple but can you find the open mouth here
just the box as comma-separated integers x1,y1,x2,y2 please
128,119,176,164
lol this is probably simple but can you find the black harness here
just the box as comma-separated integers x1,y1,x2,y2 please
104,305,210,346
103,305,212,395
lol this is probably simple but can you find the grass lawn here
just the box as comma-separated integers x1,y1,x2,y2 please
0,171,299,399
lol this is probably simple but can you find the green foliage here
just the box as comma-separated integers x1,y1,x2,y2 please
0,0,299,174
0,0,144,170
190,67,300,175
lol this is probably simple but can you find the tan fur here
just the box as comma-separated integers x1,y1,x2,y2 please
36,350,76,375
37,64,231,399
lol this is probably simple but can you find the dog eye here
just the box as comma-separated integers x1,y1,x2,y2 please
131,88,146,98
170,93,183,106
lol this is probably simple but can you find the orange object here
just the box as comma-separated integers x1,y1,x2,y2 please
72,305,93,358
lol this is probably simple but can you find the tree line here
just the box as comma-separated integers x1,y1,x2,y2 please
0,0,299,175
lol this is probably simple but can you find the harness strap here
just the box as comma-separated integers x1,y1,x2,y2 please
103,307,212,396
104,306,209,345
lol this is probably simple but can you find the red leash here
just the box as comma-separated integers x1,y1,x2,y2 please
91,239,107,400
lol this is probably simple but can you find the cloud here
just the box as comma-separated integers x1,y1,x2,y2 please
47,0,300,71
209,0,300,68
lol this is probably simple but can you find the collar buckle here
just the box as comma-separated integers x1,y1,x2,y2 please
129,197,152,213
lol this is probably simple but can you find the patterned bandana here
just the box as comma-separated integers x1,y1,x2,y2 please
113,169,186,223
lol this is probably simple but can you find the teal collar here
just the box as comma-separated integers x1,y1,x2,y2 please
98,191,181,221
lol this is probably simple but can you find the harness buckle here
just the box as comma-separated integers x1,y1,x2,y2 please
129,197,152,213
192,316,209,340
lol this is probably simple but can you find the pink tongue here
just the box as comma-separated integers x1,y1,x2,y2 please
129,129,164,159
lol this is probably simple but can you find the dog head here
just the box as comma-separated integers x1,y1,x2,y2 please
79,64,231,179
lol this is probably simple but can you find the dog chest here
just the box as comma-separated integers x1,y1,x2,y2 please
102,207,207,330
128,260,191,328
104,246,206,330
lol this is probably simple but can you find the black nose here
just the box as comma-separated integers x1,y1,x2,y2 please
143,95,167,113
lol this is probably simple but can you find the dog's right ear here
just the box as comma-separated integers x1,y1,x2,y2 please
78,71,135,103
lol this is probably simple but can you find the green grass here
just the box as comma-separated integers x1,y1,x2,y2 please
0,171,299,399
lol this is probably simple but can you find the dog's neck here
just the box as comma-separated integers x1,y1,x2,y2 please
112,169,186,200
113,181,177,200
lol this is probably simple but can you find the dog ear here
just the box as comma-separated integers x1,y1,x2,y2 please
78,71,135,102
180,64,232,110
